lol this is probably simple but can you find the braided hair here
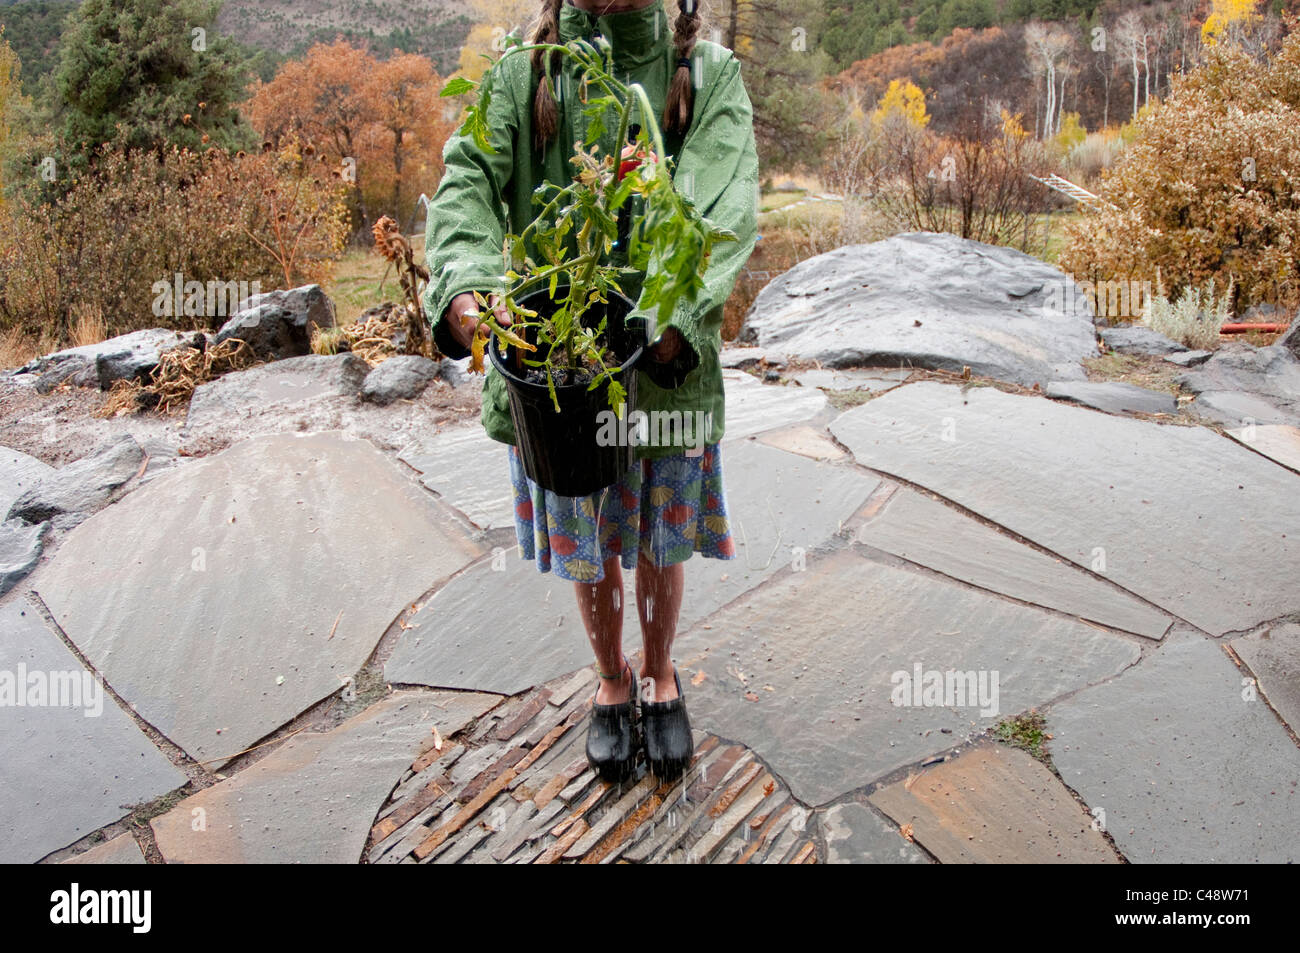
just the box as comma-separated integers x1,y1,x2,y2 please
528,0,704,150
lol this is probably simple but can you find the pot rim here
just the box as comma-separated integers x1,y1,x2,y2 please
488,284,646,396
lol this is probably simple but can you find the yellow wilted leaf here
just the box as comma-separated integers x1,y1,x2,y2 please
470,333,486,374
495,323,537,353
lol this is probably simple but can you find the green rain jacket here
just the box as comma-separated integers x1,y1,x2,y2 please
422,0,759,459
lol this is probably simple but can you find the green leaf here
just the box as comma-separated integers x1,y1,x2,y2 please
441,76,476,97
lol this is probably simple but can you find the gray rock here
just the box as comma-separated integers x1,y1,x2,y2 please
213,285,337,360
1099,324,1187,356
1224,423,1300,472
36,358,93,394
1163,349,1213,367
95,330,206,389
830,381,1300,637
739,232,1098,387
20,328,187,384
1189,390,1300,428
436,357,473,389
0,519,47,595
794,368,910,392
1177,342,1300,424
184,352,369,433
1044,380,1177,416
1049,630,1300,862
0,446,54,518
6,434,143,525
0,601,186,863
1281,315,1300,359
150,690,498,863
38,431,485,766
361,355,441,405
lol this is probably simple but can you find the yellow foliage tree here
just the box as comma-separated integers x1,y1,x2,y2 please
458,0,538,80
1202,0,1260,47
872,79,929,128
0,28,25,204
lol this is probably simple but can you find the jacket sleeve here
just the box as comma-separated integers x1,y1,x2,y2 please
422,59,523,360
634,51,760,386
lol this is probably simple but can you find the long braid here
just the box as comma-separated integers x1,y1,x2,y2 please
663,0,702,138
530,0,565,150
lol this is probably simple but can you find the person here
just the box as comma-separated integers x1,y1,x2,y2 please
422,0,759,783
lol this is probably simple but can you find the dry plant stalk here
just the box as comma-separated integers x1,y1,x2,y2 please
372,215,433,357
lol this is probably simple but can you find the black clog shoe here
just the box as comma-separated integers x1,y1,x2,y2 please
585,661,639,783
641,667,693,782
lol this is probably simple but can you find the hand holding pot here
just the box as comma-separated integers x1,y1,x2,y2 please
445,291,511,351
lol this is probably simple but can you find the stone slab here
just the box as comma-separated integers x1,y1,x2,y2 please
1,518,47,597
1049,631,1300,862
1225,423,1300,473
151,690,496,863
387,440,879,695
721,370,828,441
0,446,54,518
1099,325,1186,357
675,547,1140,805
1231,622,1300,734
182,353,368,436
756,425,846,461
0,601,186,863
399,425,514,531
63,834,146,865
819,800,928,864
869,744,1118,863
37,431,484,765
830,381,1300,636
1044,381,1177,416
855,489,1171,639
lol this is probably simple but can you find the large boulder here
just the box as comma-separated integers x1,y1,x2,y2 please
213,285,337,360
739,232,1098,387
5,434,144,526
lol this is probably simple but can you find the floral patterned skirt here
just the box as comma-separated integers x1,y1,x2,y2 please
508,443,737,583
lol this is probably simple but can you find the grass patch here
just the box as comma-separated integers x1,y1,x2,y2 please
822,387,880,411
1082,351,1183,394
993,710,1050,762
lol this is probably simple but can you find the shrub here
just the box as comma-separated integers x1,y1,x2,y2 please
1060,23,1300,312
1143,270,1234,350
0,143,348,345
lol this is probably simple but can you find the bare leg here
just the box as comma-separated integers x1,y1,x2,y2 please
574,554,633,704
636,554,684,702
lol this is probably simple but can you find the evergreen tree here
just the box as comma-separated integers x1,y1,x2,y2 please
54,0,255,159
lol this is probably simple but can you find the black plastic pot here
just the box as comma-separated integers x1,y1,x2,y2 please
489,283,648,497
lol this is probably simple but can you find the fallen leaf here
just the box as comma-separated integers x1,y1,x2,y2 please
744,691,759,702
899,823,914,842
690,669,707,686
432,726,443,750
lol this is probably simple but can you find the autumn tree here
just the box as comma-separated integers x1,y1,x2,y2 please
458,0,537,81
249,40,452,235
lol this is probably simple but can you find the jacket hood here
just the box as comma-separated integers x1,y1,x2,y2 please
557,0,671,72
